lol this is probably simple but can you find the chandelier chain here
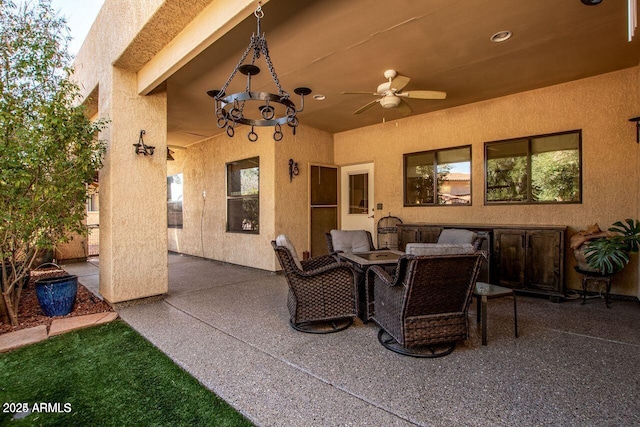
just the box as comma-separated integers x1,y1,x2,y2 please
260,38,287,97
218,41,253,97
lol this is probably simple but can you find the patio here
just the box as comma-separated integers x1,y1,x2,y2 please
64,253,640,427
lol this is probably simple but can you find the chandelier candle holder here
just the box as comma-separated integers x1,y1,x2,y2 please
207,4,311,142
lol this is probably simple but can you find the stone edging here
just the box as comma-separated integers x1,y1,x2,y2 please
0,312,119,353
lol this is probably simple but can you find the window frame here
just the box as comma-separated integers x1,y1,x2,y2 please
403,145,472,207
484,129,582,205
226,156,260,234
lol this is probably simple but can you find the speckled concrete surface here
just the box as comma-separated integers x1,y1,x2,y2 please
86,254,640,426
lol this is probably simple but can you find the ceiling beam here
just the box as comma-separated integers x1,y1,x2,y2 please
137,0,270,96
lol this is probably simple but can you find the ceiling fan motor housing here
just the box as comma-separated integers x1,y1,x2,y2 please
380,95,401,109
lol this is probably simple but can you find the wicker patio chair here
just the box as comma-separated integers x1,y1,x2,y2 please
272,235,357,333
325,229,376,254
367,252,483,357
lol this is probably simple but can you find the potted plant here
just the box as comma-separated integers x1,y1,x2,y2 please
35,274,79,317
575,219,640,274
0,2,108,326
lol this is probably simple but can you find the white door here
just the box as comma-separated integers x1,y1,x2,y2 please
340,163,375,242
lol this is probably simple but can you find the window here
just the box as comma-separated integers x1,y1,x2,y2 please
167,173,183,228
227,157,259,233
485,130,581,204
348,173,368,214
404,146,471,206
87,192,99,212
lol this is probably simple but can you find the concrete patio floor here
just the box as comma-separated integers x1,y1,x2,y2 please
63,253,640,427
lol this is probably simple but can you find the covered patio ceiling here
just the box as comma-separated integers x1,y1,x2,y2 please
166,0,640,147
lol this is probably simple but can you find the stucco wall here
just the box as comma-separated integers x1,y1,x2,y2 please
335,67,640,296
167,127,276,270
55,236,87,261
73,0,166,99
274,126,335,257
97,68,168,303
637,63,640,299
167,124,333,271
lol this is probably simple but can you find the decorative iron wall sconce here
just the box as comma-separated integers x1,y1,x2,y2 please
167,148,175,161
289,159,299,182
207,4,311,142
133,130,155,156
630,117,640,143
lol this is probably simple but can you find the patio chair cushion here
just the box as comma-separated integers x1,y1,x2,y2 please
405,243,476,256
275,234,303,270
437,229,477,245
329,230,372,253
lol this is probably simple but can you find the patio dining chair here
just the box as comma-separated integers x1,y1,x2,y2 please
367,252,483,357
272,235,358,333
436,228,478,246
325,229,376,254
425,228,484,251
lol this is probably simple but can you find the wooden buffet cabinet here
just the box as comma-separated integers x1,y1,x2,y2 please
397,223,567,301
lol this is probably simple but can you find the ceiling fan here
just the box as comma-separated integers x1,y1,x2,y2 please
342,69,446,115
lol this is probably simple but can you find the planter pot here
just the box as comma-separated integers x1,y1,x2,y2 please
35,275,78,317
573,246,600,273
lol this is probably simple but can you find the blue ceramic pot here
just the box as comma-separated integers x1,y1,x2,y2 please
35,275,78,317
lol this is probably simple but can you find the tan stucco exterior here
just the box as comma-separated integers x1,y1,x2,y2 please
73,1,171,304
73,0,640,302
335,67,640,296
167,124,333,271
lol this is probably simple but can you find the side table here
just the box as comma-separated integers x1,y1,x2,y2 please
473,282,518,346
574,267,613,308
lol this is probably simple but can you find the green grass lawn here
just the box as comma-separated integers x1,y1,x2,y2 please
0,320,254,426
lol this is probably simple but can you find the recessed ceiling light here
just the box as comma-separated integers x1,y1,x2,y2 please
313,94,326,101
490,30,512,43
581,0,602,5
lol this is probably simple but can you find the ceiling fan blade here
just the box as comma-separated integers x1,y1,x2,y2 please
398,90,447,100
390,75,410,91
354,99,380,114
341,91,379,95
396,98,413,115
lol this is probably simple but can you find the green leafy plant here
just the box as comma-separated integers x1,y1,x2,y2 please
0,0,108,326
583,219,640,274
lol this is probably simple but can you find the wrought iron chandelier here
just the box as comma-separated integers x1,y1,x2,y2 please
208,4,311,142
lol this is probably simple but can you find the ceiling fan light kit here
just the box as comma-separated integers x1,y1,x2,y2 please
380,95,401,109
342,69,446,116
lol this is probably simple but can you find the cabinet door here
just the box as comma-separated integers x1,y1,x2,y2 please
398,226,420,251
526,230,562,292
494,229,525,288
419,226,443,243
